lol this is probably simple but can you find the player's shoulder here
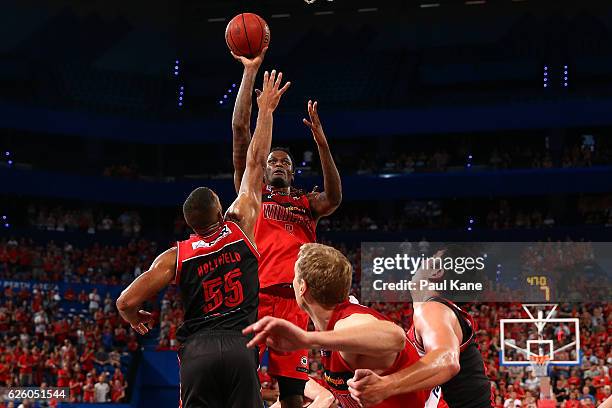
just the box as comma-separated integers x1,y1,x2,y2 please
332,302,382,330
414,300,457,322
157,246,178,264
334,311,379,331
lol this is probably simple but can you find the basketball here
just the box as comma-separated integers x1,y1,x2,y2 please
225,13,270,58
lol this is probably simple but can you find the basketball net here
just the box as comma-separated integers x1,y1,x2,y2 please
529,355,550,378
525,304,553,378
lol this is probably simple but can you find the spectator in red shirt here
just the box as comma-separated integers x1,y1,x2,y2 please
114,326,127,348
597,385,611,404
18,287,30,302
3,286,14,300
18,348,33,386
0,309,9,332
111,379,126,402
82,376,95,403
0,355,9,386
569,370,582,387
44,351,59,385
94,309,105,328
112,368,124,384
127,335,139,352
56,362,71,388
259,366,273,390
563,392,581,408
80,347,95,373
69,378,82,402
78,290,88,304
72,363,85,383
31,346,43,385
31,290,43,313
593,373,611,388
64,287,76,301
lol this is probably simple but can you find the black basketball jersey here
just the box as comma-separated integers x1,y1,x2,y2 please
174,221,259,343
408,297,493,408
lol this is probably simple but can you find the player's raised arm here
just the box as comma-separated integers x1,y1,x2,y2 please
231,48,267,193
303,100,342,219
116,248,177,335
226,70,290,241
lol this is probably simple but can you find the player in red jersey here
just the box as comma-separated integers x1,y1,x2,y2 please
347,246,493,408
117,70,289,407
244,243,441,408
232,50,342,407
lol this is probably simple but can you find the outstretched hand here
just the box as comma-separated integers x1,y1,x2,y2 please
303,100,328,147
231,47,268,71
243,316,311,351
256,70,291,113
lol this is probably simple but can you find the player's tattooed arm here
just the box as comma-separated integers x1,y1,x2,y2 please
231,47,268,193
303,100,342,219
116,247,176,335
347,302,461,405
227,70,290,242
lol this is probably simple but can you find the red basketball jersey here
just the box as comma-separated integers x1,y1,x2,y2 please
254,185,317,288
320,301,441,408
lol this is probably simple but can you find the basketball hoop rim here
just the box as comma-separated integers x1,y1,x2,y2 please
529,355,551,365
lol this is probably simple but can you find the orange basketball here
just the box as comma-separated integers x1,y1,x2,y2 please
225,13,270,58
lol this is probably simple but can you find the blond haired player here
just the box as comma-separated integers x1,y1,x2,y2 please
244,243,441,408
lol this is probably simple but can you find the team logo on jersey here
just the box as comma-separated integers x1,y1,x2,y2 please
262,203,313,233
323,370,353,391
191,225,231,250
300,356,308,366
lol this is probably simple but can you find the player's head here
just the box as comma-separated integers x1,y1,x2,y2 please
293,243,352,313
265,147,295,188
183,187,223,235
410,243,484,300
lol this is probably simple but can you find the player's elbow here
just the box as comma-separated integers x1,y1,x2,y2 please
388,323,407,353
328,192,342,208
447,360,461,378
441,350,461,379
115,293,134,313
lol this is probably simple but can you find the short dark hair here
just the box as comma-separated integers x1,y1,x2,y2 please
183,187,218,231
270,147,296,171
